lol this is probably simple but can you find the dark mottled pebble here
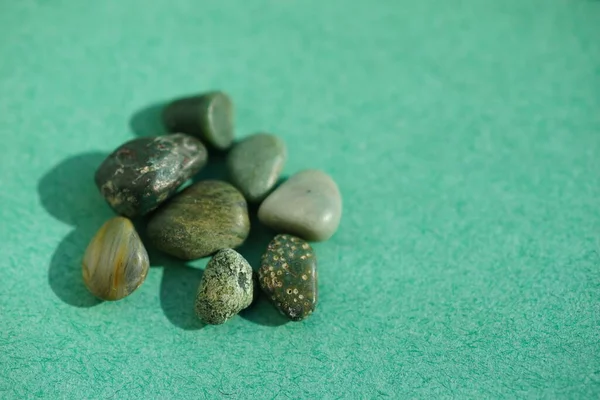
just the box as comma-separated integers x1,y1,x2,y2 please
95,134,207,218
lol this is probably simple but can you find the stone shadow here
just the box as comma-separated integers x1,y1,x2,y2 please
38,152,111,307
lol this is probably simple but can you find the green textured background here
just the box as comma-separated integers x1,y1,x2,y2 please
1,0,599,398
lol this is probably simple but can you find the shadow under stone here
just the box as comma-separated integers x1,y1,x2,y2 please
156,253,206,331
236,205,288,327
129,102,168,137
38,152,112,307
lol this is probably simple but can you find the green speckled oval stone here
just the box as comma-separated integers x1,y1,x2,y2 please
227,133,287,203
259,234,317,321
95,134,207,218
163,91,234,150
195,249,254,325
147,180,250,260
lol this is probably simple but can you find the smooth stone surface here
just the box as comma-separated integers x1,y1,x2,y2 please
95,134,207,218
82,217,149,301
163,91,234,150
259,234,317,321
258,169,342,241
195,249,254,324
147,180,250,260
227,133,287,202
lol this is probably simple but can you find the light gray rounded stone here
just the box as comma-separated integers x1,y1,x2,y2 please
194,249,254,325
258,169,342,241
227,133,287,203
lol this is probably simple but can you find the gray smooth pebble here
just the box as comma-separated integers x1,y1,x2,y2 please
258,169,342,241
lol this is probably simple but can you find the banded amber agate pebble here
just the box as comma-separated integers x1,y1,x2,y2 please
82,216,149,301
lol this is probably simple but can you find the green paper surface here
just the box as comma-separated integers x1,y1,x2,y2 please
1,0,599,398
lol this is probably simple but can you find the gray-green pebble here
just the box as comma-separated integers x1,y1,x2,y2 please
195,249,254,324
227,133,287,202
163,91,234,150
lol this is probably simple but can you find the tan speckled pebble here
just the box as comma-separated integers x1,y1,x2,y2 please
258,170,342,241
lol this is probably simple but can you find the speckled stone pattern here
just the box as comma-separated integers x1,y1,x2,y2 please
258,169,342,241
95,134,207,218
195,249,254,325
259,234,317,321
146,180,250,260
227,133,287,202
163,91,234,150
82,217,149,301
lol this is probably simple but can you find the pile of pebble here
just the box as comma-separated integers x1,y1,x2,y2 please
83,91,342,324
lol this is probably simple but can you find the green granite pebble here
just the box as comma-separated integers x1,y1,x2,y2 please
259,234,317,321
227,133,287,202
146,180,250,260
163,91,234,150
195,249,254,325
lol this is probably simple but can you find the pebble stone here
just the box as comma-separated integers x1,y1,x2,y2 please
227,133,287,203
147,180,250,260
259,234,317,321
195,249,254,324
163,91,234,150
95,134,207,218
258,169,342,241
82,216,149,301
